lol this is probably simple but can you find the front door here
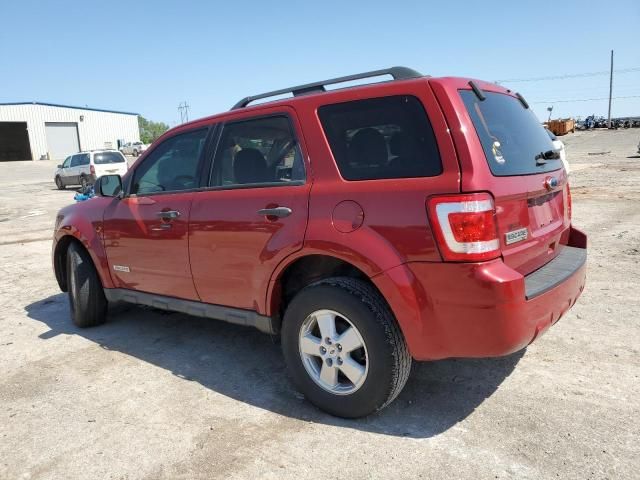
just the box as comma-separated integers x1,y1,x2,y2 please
59,156,72,184
103,127,210,300
66,154,82,184
189,112,310,312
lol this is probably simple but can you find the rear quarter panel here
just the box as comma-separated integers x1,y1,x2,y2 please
288,78,461,273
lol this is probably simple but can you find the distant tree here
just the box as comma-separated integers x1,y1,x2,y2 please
138,116,169,144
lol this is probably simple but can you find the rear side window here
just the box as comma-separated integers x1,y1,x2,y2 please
318,95,442,181
70,154,89,167
210,115,305,187
93,152,125,164
460,90,561,176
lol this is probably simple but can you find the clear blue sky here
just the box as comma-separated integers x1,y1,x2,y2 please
2,0,639,125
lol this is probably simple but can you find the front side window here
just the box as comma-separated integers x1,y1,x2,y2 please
318,95,442,181
94,151,125,164
62,156,71,168
132,128,208,195
210,115,305,187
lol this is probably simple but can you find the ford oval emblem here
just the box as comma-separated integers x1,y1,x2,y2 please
544,176,558,191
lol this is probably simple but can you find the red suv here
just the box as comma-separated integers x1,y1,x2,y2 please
52,67,587,418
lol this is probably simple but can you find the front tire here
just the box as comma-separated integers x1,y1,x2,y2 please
282,277,411,418
55,176,65,190
67,242,107,328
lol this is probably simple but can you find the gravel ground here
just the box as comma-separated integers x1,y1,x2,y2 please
0,130,638,479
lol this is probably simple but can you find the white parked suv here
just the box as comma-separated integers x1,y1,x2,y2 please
119,141,149,157
54,150,129,190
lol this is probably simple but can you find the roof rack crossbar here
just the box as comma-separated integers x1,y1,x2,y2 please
231,66,424,110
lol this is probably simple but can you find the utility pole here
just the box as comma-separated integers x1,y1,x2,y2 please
607,50,614,128
178,101,190,124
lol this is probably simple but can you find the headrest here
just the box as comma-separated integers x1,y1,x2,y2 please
233,148,269,184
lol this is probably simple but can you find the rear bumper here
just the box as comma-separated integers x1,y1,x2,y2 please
373,226,587,360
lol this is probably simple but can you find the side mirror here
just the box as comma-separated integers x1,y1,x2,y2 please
57,164,62,168
95,174,123,198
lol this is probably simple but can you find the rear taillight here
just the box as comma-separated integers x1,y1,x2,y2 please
566,183,572,221
427,193,500,262
90,164,96,175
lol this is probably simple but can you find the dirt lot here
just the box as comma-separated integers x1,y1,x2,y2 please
1,131,639,479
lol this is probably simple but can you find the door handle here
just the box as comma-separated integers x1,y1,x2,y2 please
257,207,292,218
151,224,172,231
156,210,181,220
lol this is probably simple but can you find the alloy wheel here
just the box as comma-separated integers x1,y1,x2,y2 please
298,309,368,395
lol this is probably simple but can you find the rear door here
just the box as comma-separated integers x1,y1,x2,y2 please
103,127,210,300
77,153,91,179
189,110,310,312
433,79,569,275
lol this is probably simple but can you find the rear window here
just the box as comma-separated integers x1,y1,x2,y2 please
318,95,442,181
93,151,125,164
460,90,561,176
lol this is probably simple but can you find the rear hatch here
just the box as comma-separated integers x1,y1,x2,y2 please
93,151,128,177
446,82,570,275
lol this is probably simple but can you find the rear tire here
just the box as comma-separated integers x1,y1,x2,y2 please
67,242,107,328
281,277,411,418
133,149,139,157
80,175,89,192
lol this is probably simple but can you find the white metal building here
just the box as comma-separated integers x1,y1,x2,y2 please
0,102,140,161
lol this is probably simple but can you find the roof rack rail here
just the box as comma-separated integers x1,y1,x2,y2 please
231,66,424,110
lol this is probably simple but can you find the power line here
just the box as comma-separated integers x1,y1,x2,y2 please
531,95,640,104
496,67,640,83
178,101,190,123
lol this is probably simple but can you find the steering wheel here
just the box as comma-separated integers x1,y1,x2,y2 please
136,180,165,193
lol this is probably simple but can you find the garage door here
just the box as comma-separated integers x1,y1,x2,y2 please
0,122,32,161
45,122,80,160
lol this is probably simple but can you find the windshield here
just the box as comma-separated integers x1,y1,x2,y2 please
460,90,561,176
94,152,125,164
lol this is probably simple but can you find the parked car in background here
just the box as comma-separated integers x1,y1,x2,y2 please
119,141,149,156
54,150,128,190
546,127,569,174
52,67,587,418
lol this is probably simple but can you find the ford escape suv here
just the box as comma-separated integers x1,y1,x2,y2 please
52,67,587,418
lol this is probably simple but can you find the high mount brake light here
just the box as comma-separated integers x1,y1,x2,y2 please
427,193,500,262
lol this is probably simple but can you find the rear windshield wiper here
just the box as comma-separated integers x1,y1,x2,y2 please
535,150,560,165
